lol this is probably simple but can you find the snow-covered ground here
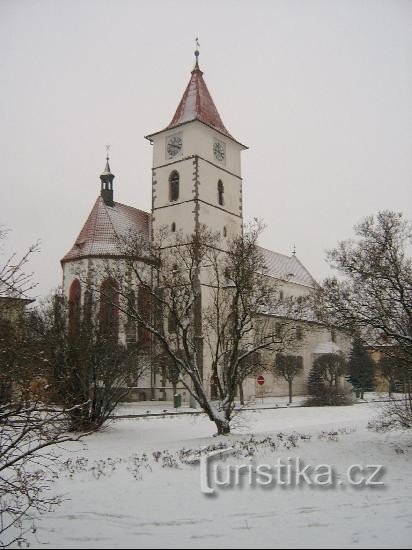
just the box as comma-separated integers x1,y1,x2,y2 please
19,402,412,548
114,392,399,416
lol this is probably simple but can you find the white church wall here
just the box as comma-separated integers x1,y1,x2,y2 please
152,201,196,240
241,321,352,403
153,157,195,205
150,121,244,176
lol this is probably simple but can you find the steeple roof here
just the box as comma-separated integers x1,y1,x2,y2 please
101,157,113,177
145,53,246,146
165,64,233,139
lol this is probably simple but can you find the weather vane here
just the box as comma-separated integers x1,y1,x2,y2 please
105,143,111,160
194,37,200,66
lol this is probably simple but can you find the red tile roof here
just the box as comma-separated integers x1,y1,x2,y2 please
61,197,150,263
166,66,233,139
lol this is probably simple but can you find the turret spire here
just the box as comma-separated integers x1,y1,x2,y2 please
100,145,115,207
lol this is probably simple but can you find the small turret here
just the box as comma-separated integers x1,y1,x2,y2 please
100,149,115,207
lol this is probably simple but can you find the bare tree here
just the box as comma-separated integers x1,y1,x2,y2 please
154,351,182,400
305,353,352,407
312,353,347,389
0,319,15,406
237,351,262,406
99,222,309,435
317,210,412,423
0,228,39,298
40,293,150,431
377,354,404,397
273,353,304,404
0,402,84,548
0,240,86,547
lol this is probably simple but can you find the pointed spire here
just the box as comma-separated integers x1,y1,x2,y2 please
292,243,296,257
100,145,115,207
165,50,232,139
145,47,247,148
102,157,112,176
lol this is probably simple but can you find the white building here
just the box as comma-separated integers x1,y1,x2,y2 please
61,52,349,403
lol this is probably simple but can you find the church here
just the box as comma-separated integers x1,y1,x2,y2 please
61,50,349,403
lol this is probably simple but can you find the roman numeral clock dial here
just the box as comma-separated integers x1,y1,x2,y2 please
167,135,182,158
213,140,225,162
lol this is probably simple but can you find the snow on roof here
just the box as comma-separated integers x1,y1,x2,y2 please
62,200,318,293
61,197,150,263
165,66,234,140
258,246,318,288
312,341,341,355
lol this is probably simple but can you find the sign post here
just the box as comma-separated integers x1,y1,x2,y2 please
257,375,265,405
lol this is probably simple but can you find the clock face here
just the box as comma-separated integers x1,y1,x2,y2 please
167,135,182,158
213,140,225,162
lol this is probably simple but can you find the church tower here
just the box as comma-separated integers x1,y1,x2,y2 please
145,49,247,394
145,49,247,244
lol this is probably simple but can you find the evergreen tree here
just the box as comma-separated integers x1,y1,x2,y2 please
347,337,376,399
307,364,324,396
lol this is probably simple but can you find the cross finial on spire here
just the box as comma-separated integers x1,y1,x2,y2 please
194,37,200,69
292,243,296,256
105,143,111,161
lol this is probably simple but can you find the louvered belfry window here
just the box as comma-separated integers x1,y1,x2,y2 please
170,171,180,202
218,180,224,206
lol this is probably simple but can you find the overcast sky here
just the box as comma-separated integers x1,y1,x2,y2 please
1,0,411,299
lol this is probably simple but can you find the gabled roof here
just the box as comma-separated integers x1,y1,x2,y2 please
258,246,319,289
61,197,150,263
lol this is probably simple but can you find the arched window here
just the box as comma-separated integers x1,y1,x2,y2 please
68,279,81,338
168,311,177,333
83,287,93,326
275,322,283,339
100,278,119,342
169,171,180,202
171,222,176,232
138,284,151,351
218,180,224,206
126,290,137,345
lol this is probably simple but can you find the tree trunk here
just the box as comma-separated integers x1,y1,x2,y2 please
215,417,231,435
288,380,293,404
161,368,167,401
361,388,365,400
172,381,177,397
239,382,245,406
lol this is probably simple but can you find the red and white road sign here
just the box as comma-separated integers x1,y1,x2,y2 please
257,375,265,386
